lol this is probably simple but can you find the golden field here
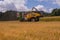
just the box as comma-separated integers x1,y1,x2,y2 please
0,21,60,40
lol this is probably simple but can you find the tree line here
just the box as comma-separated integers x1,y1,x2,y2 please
51,8,60,16
40,8,60,16
0,8,60,17
0,10,17,21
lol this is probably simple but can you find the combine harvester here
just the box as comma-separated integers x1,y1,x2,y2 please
18,7,43,22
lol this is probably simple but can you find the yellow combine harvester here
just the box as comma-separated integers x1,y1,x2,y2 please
19,7,43,22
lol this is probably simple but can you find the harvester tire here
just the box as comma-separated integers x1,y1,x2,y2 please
29,17,36,22
35,17,39,21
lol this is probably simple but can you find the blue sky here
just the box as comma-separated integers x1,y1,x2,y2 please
0,0,60,12
26,0,60,12
26,0,60,10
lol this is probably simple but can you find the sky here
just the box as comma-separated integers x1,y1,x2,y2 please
0,0,60,13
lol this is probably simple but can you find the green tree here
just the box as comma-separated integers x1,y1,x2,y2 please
51,8,60,16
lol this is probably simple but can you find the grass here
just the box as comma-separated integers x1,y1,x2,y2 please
40,16,60,21
0,21,60,40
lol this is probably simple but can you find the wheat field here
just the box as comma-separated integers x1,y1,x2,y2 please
0,21,60,40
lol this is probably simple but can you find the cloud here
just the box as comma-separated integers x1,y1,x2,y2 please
35,5,53,13
48,8,53,13
0,0,57,12
37,0,48,2
53,0,60,6
0,0,28,12
35,5,47,12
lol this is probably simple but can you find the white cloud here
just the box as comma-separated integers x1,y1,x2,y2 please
48,8,53,13
35,5,53,13
53,0,60,6
0,0,28,12
35,5,47,12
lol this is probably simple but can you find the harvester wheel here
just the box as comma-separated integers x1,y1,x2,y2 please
35,17,39,21
30,18,36,22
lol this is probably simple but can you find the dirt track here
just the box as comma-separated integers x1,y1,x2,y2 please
0,21,60,40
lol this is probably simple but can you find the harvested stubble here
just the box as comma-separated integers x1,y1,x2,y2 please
0,21,60,40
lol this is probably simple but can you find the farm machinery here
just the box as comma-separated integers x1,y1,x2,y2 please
18,7,43,22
